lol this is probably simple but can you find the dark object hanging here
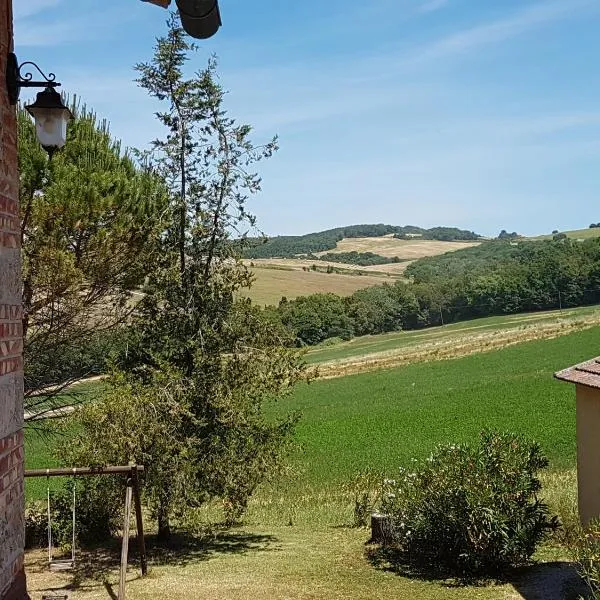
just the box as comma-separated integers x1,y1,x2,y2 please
175,0,222,39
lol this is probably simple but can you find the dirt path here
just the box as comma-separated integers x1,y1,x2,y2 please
24,375,105,421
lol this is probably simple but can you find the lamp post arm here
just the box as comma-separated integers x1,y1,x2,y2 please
6,53,62,105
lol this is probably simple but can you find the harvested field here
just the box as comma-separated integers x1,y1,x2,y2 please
312,309,600,379
240,266,391,305
317,236,480,259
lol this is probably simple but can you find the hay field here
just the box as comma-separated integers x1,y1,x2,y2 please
306,305,600,370
241,237,481,304
312,309,600,379
318,236,480,259
240,266,391,305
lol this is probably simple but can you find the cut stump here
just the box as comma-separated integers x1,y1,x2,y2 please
370,512,393,544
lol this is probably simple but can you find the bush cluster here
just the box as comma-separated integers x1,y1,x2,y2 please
378,431,558,576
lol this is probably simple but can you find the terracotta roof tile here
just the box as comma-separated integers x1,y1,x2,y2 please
555,357,600,390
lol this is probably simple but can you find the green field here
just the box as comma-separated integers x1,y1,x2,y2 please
267,325,599,496
24,381,103,501
26,317,599,501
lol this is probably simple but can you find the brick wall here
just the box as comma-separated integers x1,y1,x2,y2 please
0,1,27,599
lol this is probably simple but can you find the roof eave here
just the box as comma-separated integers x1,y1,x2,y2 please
554,357,600,390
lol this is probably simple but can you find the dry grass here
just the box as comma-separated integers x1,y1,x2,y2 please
240,267,391,305
313,313,600,379
318,237,480,259
239,237,482,303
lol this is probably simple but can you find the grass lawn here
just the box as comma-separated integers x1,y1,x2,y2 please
26,525,550,600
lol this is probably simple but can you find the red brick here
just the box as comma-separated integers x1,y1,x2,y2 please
1,2,26,598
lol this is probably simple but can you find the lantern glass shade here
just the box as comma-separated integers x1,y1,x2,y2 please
25,88,73,153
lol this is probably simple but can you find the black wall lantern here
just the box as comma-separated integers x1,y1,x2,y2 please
6,53,73,155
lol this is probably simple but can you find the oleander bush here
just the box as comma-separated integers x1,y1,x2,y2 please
378,430,559,577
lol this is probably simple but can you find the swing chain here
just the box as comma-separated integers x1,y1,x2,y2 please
46,469,77,570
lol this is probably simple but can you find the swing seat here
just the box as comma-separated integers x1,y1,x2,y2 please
49,558,74,571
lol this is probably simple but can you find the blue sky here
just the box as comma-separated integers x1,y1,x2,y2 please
14,0,600,237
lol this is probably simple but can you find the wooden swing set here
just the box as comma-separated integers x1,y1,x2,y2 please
25,464,147,600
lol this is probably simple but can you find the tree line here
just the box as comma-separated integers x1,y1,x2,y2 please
394,226,480,241
309,251,405,266
269,238,600,346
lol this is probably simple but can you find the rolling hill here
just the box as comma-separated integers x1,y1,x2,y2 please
240,224,483,305
531,226,600,241
242,224,481,259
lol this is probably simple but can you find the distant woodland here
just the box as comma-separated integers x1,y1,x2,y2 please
268,238,600,345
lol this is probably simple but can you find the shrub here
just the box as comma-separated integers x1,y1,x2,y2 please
55,477,123,546
317,336,344,348
378,431,559,576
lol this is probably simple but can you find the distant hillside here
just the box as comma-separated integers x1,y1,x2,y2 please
243,224,481,259
530,226,600,241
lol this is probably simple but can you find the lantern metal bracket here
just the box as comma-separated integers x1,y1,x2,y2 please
6,53,62,106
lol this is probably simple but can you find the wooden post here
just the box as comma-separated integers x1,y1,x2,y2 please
131,466,148,576
119,480,133,600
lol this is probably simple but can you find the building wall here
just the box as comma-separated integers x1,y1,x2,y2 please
576,383,600,526
0,1,27,599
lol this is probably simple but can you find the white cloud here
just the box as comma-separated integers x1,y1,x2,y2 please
405,0,596,66
419,0,449,13
14,2,138,48
13,0,63,21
